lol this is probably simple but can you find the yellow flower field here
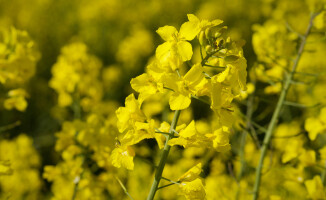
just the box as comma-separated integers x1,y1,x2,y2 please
0,0,326,199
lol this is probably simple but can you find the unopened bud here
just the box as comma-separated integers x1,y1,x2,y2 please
205,45,213,53
198,31,207,46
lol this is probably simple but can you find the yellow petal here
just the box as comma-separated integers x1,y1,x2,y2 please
179,178,206,200
58,92,72,107
178,163,202,182
179,21,200,41
304,176,326,200
4,96,28,112
214,66,230,83
169,93,191,110
299,150,316,166
156,42,172,61
168,137,188,148
110,146,134,170
213,128,231,152
177,41,193,61
210,82,222,110
319,107,326,124
305,117,324,140
187,14,200,24
156,26,178,41
0,160,13,175
179,120,197,138
184,64,204,87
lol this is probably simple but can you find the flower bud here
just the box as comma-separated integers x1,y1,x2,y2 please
198,30,207,46
205,45,213,53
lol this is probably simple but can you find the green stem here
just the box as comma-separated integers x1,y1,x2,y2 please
236,82,255,200
0,121,21,133
161,177,180,185
201,50,218,66
146,110,181,200
283,101,318,108
321,160,326,185
116,176,134,200
157,183,175,190
252,12,319,200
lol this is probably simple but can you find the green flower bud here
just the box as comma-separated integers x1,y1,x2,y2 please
205,45,213,53
198,30,207,46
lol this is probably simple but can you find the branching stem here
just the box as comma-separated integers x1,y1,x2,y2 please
252,12,320,200
146,110,181,200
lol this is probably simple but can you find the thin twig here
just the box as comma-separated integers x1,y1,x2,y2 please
155,129,175,137
201,50,218,66
157,183,176,190
0,121,21,133
161,177,180,185
283,101,319,108
191,95,210,105
227,162,240,187
203,64,225,69
285,21,304,39
115,176,134,200
272,131,304,139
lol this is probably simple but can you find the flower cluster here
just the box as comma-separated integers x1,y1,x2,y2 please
0,135,42,200
49,42,103,111
113,14,247,199
0,27,40,111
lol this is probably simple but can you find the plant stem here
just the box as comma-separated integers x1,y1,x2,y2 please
236,82,255,200
321,160,326,185
147,110,181,200
252,12,319,200
116,176,134,200
0,121,21,133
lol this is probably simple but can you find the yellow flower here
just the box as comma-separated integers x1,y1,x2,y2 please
178,163,206,200
116,93,146,133
120,119,158,147
49,42,103,110
0,27,40,85
43,165,60,182
155,18,198,70
305,107,326,140
178,163,202,182
0,135,41,199
110,146,135,170
299,150,316,166
179,178,206,200
168,120,212,148
212,127,231,152
168,120,230,152
164,63,207,110
4,88,29,111
0,160,13,175
130,73,164,103
186,14,223,35
304,176,326,200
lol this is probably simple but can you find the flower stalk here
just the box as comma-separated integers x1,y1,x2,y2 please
252,12,320,200
147,110,181,200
